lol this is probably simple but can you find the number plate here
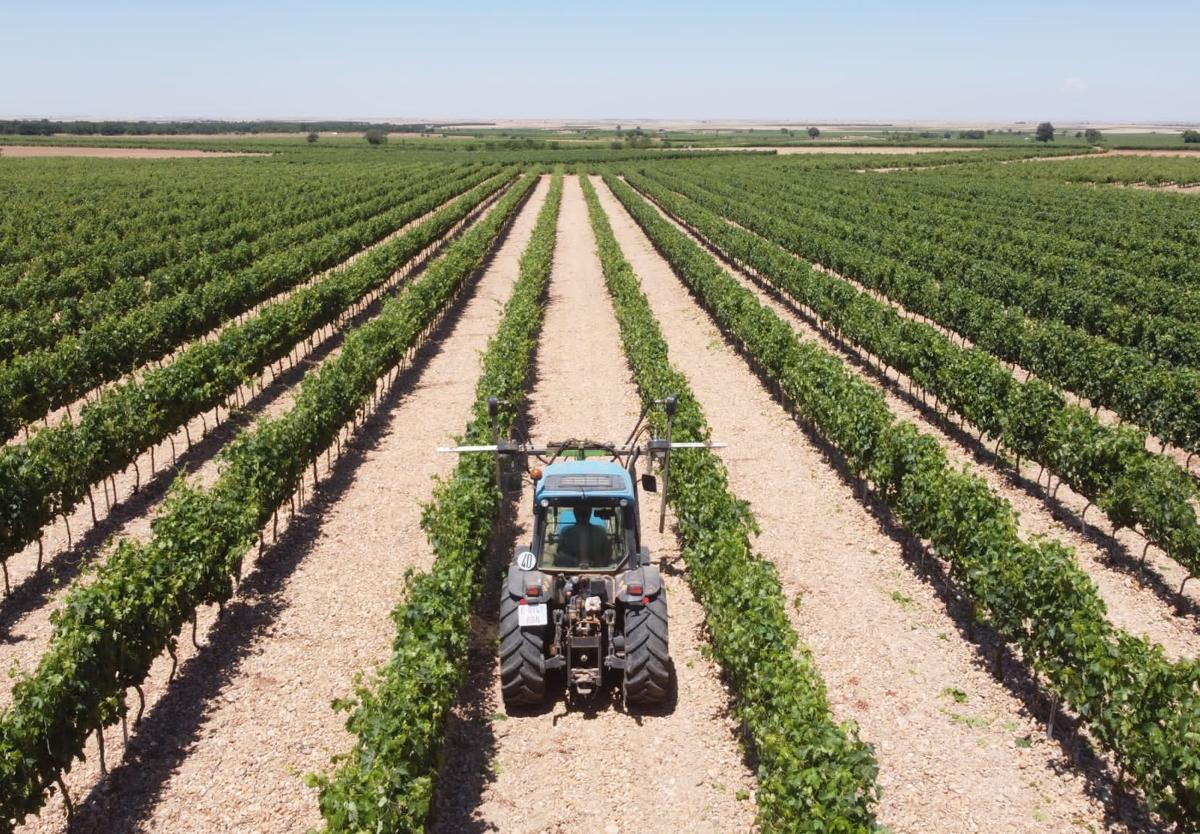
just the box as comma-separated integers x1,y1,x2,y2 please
518,603,548,627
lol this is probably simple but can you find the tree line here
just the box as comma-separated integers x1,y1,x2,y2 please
0,119,477,136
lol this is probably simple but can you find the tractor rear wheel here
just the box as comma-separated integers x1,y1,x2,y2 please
499,593,546,708
623,593,671,706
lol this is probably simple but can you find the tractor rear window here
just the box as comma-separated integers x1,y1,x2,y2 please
541,505,625,571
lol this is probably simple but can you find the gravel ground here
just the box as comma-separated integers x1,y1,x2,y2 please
12,178,549,834
638,186,1200,661
431,176,757,834
592,176,1143,834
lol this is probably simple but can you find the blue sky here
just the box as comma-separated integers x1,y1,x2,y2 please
4,1,1196,122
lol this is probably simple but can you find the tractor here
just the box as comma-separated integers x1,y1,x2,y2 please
440,395,719,709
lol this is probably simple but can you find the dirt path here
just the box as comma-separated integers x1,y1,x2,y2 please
592,177,1136,834
689,146,985,155
636,187,1200,661
12,179,548,834
1122,182,1200,194
431,176,757,834
1016,149,1200,161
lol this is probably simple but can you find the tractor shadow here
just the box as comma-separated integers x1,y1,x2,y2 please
62,232,503,834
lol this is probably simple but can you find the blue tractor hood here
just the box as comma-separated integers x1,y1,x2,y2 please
534,459,635,503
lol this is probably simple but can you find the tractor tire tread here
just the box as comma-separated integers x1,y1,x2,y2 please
623,593,670,706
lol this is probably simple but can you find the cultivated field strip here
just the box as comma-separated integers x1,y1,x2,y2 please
3,148,1197,833
602,173,1200,829
0,163,500,441
625,172,1200,628
428,176,756,834
746,201,1200,488
629,176,1200,659
590,177,1131,833
659,164,1200,462
0,174,520,696
0,158,339,282
875,162,1200,277
631,167,1200,589
0,175,539,832
4,165,507,447
771,168,1200,335
32,177,556,834
0,163,453,360
0,171,516,608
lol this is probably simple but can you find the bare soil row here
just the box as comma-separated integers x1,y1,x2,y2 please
432,176,756,834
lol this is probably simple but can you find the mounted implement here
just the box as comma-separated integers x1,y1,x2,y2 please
439,396,722,709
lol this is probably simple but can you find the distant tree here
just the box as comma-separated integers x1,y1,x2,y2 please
1035,122,1055,142
365,128,388,145
958,129,986,140
1082,128,1103,143
1074,131,1083,138
610,140,624,150
780,127,788,134
306,131,319,143
807,126,820,139
1183,130,1200,144
943,131,952,139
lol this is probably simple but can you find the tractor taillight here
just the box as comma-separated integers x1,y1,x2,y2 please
526,585,541,597
628,583,643,596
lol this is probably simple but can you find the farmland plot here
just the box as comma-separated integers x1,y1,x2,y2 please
2,148,1198,834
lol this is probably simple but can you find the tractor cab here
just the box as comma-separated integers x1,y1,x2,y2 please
533,460,641,573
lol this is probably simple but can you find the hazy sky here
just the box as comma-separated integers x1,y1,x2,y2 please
4,0,1196,122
